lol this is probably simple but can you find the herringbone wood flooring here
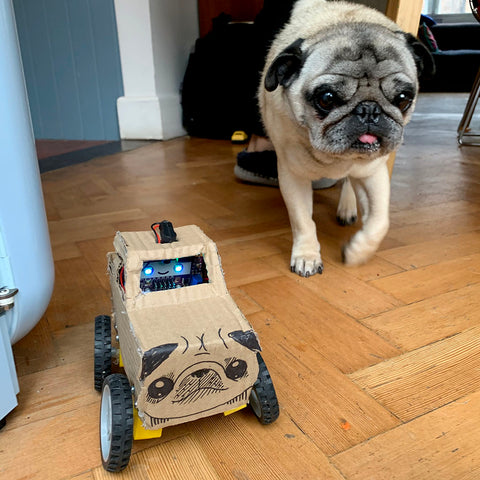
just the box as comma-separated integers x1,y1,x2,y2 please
2,93,480,479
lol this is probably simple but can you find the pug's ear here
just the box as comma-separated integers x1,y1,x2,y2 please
403,32,436,80
265,38,305,92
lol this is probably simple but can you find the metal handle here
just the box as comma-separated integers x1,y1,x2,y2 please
0,287,18,313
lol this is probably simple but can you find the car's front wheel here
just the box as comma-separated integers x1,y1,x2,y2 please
249,353,279,425
100,374,134,472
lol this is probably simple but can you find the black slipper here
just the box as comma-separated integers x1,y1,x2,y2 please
234,150,279,186
234,150,337,189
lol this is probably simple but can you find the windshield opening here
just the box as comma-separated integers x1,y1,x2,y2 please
140,255,209,292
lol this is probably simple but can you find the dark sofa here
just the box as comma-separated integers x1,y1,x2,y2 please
419,22,480,92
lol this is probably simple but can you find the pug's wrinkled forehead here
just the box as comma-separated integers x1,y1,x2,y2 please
265,20,433,96
299,23,419,94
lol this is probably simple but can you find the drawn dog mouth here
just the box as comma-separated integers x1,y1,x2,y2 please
146,389,251,425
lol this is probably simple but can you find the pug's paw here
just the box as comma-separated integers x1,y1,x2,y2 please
336,202,358,226
341,232,377,266
337,178,358,226
290,252,324,277
336,211,357,226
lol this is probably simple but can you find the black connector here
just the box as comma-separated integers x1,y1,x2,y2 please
151,221,177,243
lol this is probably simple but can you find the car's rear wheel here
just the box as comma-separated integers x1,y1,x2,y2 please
94,315,112,392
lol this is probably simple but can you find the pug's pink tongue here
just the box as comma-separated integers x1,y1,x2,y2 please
358,134,378,144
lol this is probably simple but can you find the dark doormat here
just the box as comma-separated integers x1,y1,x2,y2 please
38,140,154,173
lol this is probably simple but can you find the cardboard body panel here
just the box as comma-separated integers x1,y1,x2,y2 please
107,225,260,429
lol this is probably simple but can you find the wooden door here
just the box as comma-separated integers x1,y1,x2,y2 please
198,0,263,36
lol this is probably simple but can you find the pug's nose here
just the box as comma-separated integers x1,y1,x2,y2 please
355,101,381,125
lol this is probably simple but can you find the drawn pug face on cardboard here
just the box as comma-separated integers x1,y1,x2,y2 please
138,328,260,427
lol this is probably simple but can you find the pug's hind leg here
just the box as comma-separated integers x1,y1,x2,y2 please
336,177,357,226
342,164,390,266
278,163,323,277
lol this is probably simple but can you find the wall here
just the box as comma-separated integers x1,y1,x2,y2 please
13,0,123,140
114,0,199,140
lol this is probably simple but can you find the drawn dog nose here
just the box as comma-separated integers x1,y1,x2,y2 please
355,101,381,125
191,368,211,378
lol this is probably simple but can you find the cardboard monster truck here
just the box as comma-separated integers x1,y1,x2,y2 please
94,222,279,472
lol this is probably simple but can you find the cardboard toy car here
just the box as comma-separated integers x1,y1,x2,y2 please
94,222,279,472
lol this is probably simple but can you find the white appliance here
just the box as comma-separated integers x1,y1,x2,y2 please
0,0,54,424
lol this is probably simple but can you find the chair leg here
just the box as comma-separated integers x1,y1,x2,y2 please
458,67,480,146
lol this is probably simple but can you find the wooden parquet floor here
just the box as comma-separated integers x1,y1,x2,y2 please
2,93,480,479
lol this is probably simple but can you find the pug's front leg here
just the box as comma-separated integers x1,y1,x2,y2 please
342,164,390,266
278,163,323,277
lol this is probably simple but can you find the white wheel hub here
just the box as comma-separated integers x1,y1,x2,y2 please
250,388,261,417
100,383,112,462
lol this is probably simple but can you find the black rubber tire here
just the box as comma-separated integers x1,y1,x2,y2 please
94,315,112,392
249,353,279,425
100,374,134,472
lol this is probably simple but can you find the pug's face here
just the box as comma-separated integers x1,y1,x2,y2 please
265,23,434,158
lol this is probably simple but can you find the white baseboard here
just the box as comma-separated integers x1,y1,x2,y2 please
117,94,186,140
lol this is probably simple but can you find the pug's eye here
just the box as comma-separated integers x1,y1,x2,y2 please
394,92,414,113
314,90,341,114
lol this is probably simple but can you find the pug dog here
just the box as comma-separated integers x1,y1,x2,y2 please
259,0,434,276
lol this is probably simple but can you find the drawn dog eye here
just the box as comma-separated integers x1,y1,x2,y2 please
147,377,174,402
393,91,414,113
225,359,247,380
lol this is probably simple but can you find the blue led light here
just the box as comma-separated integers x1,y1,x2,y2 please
174,264,183,273
143,266,154,276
